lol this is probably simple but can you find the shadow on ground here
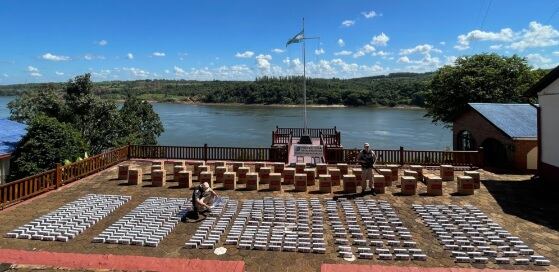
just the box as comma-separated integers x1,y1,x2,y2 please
482,179,559,230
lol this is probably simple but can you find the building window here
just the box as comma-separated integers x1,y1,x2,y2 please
457,130,475,150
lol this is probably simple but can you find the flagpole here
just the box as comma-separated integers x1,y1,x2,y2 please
302,17,307,134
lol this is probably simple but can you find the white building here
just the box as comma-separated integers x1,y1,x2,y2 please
527,66,559,182
0,119,27,184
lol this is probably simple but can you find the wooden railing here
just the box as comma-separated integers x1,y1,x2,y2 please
272,132,292,145
325,146,483,167
275,126,337,138
0,146,129,210
319,131,341,147
129,144,288,163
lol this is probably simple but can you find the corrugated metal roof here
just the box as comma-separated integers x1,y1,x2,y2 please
468,103,537,139
0,119,27,156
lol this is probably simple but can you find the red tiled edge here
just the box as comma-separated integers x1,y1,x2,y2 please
0,249,245,272
321,264,534,272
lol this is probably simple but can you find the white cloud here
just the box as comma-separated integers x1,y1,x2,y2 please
84,54,105,60
30,72,42,77
526,53,552,64
97,40,108,46
127,53,134,60
489,44,503,50
454,21,559,51
123,67,150,77
334,50,353,56
455,28,514,50
272,48,285,54
174,66,187,76
509,21,559,51
439,41,446,45
152,52,166,57
371,32,389,46
353,44,375,58
235,51,255,58
372,51,390,57
337,39,345,47
361,10,378,19
2,73,7,77
165,69,170,74
398,56,410,63
55,71,64,76
91,69,111,79
27,66,39,72
314,48,325,55
178,52,188,61
341,20,355,27
255,54,272,72
399,44,441,55
553,51,559,56
41,53,70,61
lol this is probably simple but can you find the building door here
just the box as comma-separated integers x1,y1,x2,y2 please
482,138,507,168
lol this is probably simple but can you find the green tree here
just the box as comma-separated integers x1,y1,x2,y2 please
425,53,542,123
119,95,164,145
7,90,65,124
8,115,88,181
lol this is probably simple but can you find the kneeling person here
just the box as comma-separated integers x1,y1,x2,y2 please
192,182,218,215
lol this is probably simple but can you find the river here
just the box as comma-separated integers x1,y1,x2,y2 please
0,96,451,150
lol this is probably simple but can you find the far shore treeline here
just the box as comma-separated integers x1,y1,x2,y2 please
0,72,431,107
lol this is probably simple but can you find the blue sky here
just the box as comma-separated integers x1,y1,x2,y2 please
1,0,558,84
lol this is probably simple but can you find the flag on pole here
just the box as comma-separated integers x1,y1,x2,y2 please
286,30,304,47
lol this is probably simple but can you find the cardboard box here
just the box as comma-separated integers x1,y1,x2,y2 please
329,168,341,186
337,163,349,175
254,162,266,173
353,168,363,185
426,175,443,196
343,174,357,193
237,167,249,184
316,163,328,175
151,170,166,187
272,163,285,174
177,171,192,188
319,174,332,194
246,173,259,190
232,162,244,173
410,165,423,177
440,165,454,181
199,172,213,188
304,168,316,186
294,174,307,192
373,175,385,194
190,161,204,176
464,171,480,189
386,164,399,181
118,165,129,180
213,161,226,168
378,169,393,187
282,168,295,185
269,173,282,191
457,175,474,195
259,167,272,184
173,166,185,182
128,169,143,185
404,170,420,180
223,172,236,190
215,166,227,183
400,176,417,195
295,163,306,174
174,161,185,168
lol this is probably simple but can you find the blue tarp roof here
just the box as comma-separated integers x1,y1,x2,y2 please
468,103,537,139
0,119,27,156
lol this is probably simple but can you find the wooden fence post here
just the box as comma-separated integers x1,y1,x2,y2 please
477,147,484,168
127,142,131,160
399,146,404,166
204,143,208,163
55,163,62,189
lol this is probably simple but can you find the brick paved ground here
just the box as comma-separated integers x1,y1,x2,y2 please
0,160,557,272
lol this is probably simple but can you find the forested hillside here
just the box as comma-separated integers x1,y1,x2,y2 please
0,72,433,107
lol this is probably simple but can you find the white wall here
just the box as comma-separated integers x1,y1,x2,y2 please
540,79,559,168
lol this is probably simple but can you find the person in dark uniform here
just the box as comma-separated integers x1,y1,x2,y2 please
357,143,377,195
183,182,218,221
